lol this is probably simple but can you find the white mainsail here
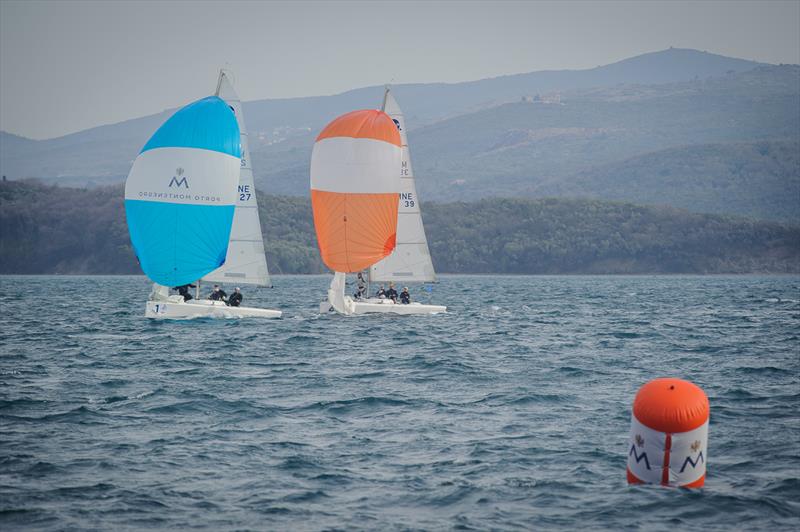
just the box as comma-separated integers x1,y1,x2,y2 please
369,87,436,283
203,70,271,287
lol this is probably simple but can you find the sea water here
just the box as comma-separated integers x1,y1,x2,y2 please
1,275,798,530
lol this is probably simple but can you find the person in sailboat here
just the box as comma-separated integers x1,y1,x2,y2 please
354,272,367,299
386,282,398,303
174,283,196,301
399,287,411,305
375,285,387,299
228,287,243,307
208,285,228,302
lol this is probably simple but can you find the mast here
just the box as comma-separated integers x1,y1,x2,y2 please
202,69,272,288
214,68,224,96
366,84,392,296
369,86,437,284
381,84,390,112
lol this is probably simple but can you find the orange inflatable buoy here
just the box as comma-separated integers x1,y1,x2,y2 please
627,378,709,488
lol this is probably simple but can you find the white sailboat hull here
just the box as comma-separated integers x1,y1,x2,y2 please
323,274,445,316
145,297,281,319
349,297,446,315
321,295,446,316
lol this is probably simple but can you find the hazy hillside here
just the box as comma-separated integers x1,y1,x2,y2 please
255,65,800,221
533,140,800,222
404,65,800,195
2,182,797,275
0,132,38,156
0,48,765,183
425,198,799,274
2,50,796,226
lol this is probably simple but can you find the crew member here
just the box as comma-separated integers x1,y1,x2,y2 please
354,273,367,299
399,287,411,305
174,283,195,301
208,285,228,302
228,287,243,307
386,282,398,303
375,285,387,298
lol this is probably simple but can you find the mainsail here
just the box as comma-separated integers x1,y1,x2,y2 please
124,96,241,287
310,109,402,273
202,70,271,287
369,87,436,283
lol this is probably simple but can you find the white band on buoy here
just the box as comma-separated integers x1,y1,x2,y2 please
628,414,708,487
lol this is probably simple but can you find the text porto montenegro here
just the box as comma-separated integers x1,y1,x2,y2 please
137,191,223,203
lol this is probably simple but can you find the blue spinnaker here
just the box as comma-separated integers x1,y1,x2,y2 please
124,96,242,287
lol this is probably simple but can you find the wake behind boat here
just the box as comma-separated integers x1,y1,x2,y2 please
125,71,281,320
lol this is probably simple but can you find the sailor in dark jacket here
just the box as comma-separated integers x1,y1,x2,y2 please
385,282,398,303
174,283,195,301
375,285,387,298
354,273,367,299
208,285,228,302
399,287,411,304
228,287,243,307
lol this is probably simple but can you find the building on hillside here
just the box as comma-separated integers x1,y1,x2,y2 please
521,93,562,104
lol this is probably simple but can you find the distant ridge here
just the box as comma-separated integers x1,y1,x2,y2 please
0,131,38,156
533,140,800,222
0,48,767,182
580,47,763,84
4,48,796,224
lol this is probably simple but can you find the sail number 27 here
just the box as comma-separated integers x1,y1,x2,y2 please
238,184,252,202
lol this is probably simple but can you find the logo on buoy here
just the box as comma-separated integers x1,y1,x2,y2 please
629,444,651,470
679,452,704,473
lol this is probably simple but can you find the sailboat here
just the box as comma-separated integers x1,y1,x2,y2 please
310,106,446,316
366,87,444,311
125,73,281,319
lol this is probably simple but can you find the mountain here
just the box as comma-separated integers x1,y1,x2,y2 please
0,132,39,174
3,48,796,223
533,140,800,222
241,47,764,133
406,65,799,194
1,181,798,275
0,48,765,183
255,64,799,221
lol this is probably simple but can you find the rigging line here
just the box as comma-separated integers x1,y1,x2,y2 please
342,193,350,272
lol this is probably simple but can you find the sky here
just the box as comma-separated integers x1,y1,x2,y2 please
1,0,798,140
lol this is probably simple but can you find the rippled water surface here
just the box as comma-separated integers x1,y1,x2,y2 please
1,275,799,530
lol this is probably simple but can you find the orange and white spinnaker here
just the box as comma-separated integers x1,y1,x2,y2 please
310,109,402,273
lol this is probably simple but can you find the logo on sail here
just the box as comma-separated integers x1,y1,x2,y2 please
392,118,401,131
169,167,189,189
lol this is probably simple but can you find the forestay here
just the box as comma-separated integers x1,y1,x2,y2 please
369,87,436,283
124,96,241,287
202,71,271,287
